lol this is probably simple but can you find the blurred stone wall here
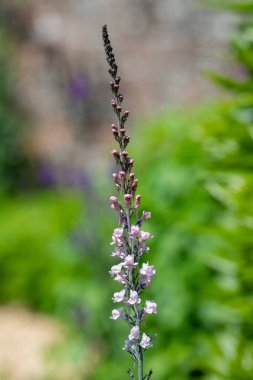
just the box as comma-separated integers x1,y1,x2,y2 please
1,0,237,165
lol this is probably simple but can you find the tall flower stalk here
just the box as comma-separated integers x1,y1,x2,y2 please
102,25,156,380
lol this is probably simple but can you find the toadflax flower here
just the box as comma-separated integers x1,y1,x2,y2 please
123,255,138,269
144,300,157,314
110,308,121,320
127,290,141,305
112,289,125,302
103,24,156,380
129,326,140,340
109,263,122,276
140,333,152,349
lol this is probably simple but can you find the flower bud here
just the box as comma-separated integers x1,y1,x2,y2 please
118,94,124,102
134,194,141,209
112,127,118,136
142,211,151,221
111,149,120,164
119,171,126,180
111,100,116,108
124,193,133,208
116,105,122,112
132,179,138,192
122,151,128,159
112,173,118,184
123,136,130,148
128,158,134,170
120,128,126,135
110,196,120,211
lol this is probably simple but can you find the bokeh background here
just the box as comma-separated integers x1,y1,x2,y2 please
1,0,253,379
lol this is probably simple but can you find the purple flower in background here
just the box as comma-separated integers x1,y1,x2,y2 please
68,75,89,100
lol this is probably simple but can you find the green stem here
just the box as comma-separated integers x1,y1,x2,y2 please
138,348,143,380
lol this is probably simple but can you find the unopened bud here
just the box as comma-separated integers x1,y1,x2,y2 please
132,179,138,192
111,149,119,157
122,151,128,159
128,158,134,170
129,173,135,181
115,77,121,84
111,100,116,108
116,105,122,112
119,171,126,180
112,173,118,183
124,194,133,208
134,194,141,209
112,127,118,136
118,94,124,102
123,136,130,148
110,196,120,211
120,128,126,135
111,149,120,163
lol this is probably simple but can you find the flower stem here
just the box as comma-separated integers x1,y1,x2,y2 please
138,348,143,380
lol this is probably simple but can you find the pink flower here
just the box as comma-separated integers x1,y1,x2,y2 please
140,333,152,349
111,246,125,258
112,289,125,302
140,231,153,242
114,272,127,285
123,255,137,269
140,263,156,278
109,263,122,276
144,300,157,314
138,242,150,255
111,228,124,245
127,290,141,305
142,211,151,221
110,309,121,320
140,263,156,287
131,225,140,237
129,326,140,340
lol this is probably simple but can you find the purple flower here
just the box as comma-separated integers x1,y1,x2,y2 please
109,263,123,276
140,231,153,242
142,211,151,221
123,255,137,270
131,225,140,237
114,273,127,285
111,227,124,244
127,290,141,305
68,76,89,100
110,309,121,320
129,326,140,340
112,289,125,303
144,301,157,315
140,333,152,349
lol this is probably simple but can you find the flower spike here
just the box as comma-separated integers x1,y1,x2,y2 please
102,24,156,380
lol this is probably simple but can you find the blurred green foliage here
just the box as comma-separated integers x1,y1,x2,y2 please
0,191,86,313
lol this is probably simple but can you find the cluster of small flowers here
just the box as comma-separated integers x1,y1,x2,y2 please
109,221,157,350
102,25,157,360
